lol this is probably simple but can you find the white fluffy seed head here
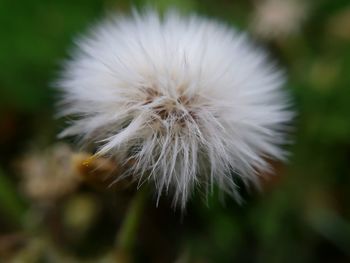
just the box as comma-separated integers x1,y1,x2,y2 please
56,9,293,209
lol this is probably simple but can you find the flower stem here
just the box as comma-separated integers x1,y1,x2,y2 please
115,187,149,262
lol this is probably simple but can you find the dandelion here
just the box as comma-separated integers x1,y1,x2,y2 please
56,9,292,209
251,0,308,39
18,144,80,203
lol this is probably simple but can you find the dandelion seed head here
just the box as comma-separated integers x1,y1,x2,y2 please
57,9,293,209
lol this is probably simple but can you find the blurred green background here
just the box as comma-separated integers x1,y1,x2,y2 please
1,0,350,262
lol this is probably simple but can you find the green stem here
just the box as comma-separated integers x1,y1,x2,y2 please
115,186,149,262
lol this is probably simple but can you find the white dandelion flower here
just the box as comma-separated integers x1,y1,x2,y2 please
56,9,292,209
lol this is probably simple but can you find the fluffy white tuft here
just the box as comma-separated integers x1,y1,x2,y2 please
56,9,293,209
